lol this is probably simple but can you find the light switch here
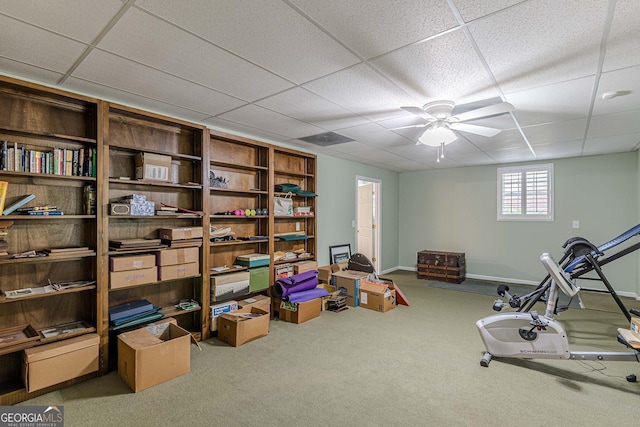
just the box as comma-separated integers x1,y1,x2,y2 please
572,220,580,229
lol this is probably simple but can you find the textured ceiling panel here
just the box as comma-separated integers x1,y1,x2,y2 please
0,0,123,42
256,87,369,130
73,49,246,115
98,7,293,101
0,14,87,73
217,104,326,139
371,28,500,104
582,133,640,155
136,0,360,83
592,66,640,117
289,0,457,59
452,0,526,22
469,0,608,93
601,0,640,72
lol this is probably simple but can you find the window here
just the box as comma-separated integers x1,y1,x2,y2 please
497,164,553,221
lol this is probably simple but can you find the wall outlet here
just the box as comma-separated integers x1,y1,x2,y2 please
572,220,580,229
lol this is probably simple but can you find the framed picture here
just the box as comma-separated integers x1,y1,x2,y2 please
329,244,351,264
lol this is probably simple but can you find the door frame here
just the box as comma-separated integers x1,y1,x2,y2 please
355,176,381,273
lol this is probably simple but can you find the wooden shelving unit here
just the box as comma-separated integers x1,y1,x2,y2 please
100,103,208,370
0,75,100,404
0,76,318,404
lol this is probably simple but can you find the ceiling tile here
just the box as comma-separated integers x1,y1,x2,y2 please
205,117,289,143
344,148,407,164
386,143,438,162
387,160,430,172
592,66,640,116
505,76,595,126
469,0,609,93
484,146,537,162
0,14,87,73
72,49,246,116
63,76,212,123
531,140,584,159
587,110,640,139
602,0,640,72
0,0,123,43
256,87,369,130
217,104,325,139
370,28,500,104
320,140,371,154
135,0,360,84
98,7,293,101
0,60,63,86
303,63,415,121
452,0,527,22
334,123,411,149
289,0,457,59
582,133,640,155
520,118,588,147
461,128,526,151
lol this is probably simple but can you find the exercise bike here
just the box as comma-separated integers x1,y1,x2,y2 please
476,252,640,367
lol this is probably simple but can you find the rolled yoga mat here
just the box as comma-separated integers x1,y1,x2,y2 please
273,270,319,299
285,287,329,303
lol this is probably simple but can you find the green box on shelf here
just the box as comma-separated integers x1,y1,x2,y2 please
236,253,270,268
249,267,270,292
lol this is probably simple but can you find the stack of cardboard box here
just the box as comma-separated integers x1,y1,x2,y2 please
110,253,158,289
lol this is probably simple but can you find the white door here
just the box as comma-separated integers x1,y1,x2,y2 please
356,177,381,272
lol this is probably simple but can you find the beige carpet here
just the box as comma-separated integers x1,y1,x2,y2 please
20,270,640,427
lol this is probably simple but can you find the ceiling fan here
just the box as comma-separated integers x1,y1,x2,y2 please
391,100,515,147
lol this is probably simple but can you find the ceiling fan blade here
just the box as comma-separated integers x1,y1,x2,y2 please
449,122,502,137
453,102,514,122
401,106,437,121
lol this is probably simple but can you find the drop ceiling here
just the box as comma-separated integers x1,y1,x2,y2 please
0,0,638,172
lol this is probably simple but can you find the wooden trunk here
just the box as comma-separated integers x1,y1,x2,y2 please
417,250,466,284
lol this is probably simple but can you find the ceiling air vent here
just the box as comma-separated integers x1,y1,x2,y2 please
299,131,354,146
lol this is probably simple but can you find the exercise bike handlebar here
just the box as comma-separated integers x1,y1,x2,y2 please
540,253,580,297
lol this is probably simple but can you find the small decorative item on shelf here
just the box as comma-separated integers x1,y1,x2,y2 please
210,171,229,189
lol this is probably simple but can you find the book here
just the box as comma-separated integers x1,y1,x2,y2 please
43,246,90,253
0,181,7,215
27,210,63,216
16,205,57,212
109,299,154,322
2,194,35,216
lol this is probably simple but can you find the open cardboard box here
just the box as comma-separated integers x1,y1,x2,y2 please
117,318,194,392
217,307,270,347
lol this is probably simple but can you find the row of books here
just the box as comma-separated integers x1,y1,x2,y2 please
0,141,97,177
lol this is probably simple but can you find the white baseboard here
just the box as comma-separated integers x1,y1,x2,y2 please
383,266,640,300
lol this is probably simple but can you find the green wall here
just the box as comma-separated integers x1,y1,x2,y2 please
315,154,399,272
398,153,639,294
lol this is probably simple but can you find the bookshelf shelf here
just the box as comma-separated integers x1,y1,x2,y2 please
0,253,96,265
107,275,202,292
0,285,97,304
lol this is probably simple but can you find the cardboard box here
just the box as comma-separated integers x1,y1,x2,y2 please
293,260,318,275
156,247,200,266
249,267,269,292
110,266,158,289
277,298,321,324
209,301,238,332
236,253,270,267
158,227,204,241
237,294,271,313
211,271,250,302
217,307,270,347
117,318,192,392
135,152,171,182
331,270,369,307
359,280,396,313
318,263,346,283
317,284,341,311
22,334,99,392
158,262,199,281
274,263,294,280
110,254,156,272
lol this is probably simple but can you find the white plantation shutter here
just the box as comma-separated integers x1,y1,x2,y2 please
498,164,553,221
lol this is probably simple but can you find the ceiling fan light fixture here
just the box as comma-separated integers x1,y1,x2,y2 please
418,126,457,146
